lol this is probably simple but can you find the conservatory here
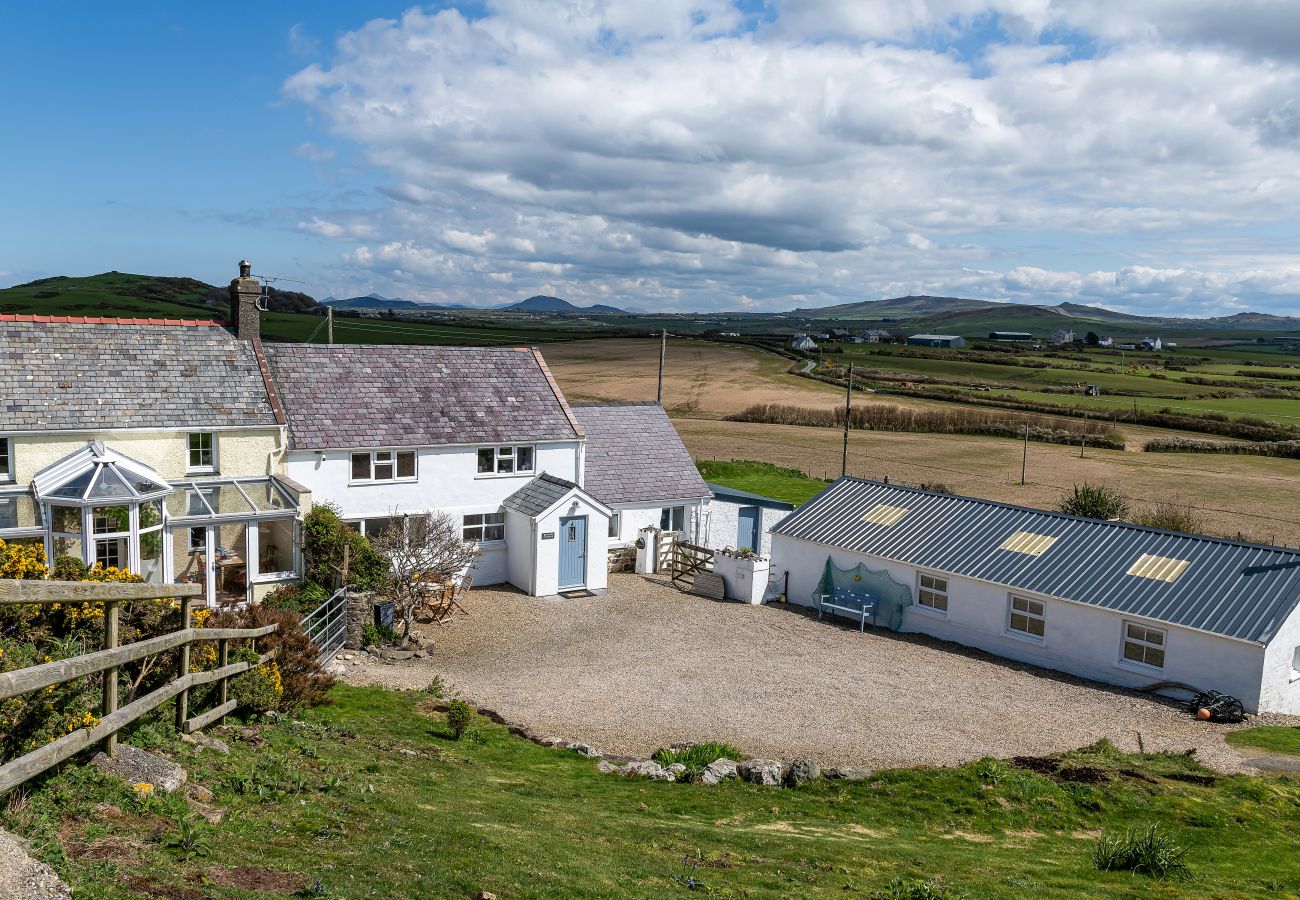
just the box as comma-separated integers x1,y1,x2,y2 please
9,441,304,606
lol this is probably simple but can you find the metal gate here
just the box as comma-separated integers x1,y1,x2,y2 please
302,586,349,666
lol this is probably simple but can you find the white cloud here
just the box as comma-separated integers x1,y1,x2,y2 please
283,2,1300,313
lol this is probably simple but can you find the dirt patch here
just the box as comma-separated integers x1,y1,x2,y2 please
120,875,203,900
1163,771,1217,787
205,865,309,893
946,831,995,843
66,835,142,863
1056,765,1109,784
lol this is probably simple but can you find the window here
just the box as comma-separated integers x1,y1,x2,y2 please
189,526,207,553
95,539,122,569
0,437,12,483
477,446,534,475
1122,623,1166,669
187,432,215,473
350,449,417,483
918,573,949,612
463,512,505,543
1008,595,1046,638
660,506,685,532
608,512,620,539
256,519,295,577
0,497,14,530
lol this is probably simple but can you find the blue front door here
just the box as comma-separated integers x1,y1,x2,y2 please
737,506,760,552
558,516,587,590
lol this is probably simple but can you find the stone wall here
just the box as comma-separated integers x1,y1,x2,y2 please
345,590,378,650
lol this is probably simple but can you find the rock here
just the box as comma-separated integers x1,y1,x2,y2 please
413,650,427,659
364,645,380,655
192,733,230,755
700,758,739,785
824,767,874,781
596,760,620,774
786,758,821,786
565,742,602,759
326,662,348,677
380,649,417,662
541,737,567,748
619,760,674,781
739,759,785,786
397,748,419,757
667,763,687,777
477,892,497,900
189,800,225,826
184,784,214,803
91,745,187,793
0,828,72,900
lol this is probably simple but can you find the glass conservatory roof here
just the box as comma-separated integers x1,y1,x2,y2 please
32,441,172,505
166,478,298,520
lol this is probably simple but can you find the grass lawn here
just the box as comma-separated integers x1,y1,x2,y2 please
696,459,830,506
8,685,1300,898
1225,727,1300,757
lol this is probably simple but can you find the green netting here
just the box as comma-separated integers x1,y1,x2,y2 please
814,556,913,631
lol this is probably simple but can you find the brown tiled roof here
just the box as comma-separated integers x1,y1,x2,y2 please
262,344,584,450
0,319,278,431
571,403,711,504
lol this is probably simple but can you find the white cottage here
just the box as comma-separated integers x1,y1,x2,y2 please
263,342,612,597
770,478,1300,715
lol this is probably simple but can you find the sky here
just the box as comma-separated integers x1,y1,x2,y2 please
3,1,1300,316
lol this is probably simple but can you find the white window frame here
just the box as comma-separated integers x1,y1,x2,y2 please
1006,594,1046,640
660,506,686,532
1120,621,1167,672
916,572,949,615
186,432,216,474
350,449,418,484
476,445,535,477
607,511,621,540
0,436,13,484
463,512,505,544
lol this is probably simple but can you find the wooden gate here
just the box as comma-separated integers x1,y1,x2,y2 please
666,539,714,589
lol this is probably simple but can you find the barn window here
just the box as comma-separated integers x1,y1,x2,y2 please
917,573,949,613
1007,595,1045,638
1122,622,1166,670
1127,553,1190,583
861,504,908,526
1000,531,1057,556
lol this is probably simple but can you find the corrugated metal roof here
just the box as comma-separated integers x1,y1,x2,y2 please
772,478,1300,645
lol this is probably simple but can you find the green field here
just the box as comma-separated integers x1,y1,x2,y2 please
9,685,1300,898
696,459,829,506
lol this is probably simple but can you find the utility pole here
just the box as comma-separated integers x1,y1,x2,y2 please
327,306,334,345
657,329,666,404
1021,421,1029,485
841,363,853,477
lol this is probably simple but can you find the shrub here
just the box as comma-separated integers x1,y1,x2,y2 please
302,502,389,589
230,648,284,715
424,675,446,699
209,605,335,712
1133,503,1203,534
1144,437,1300,459
871,876,965,899
652,742,744,781
262,580,329,615
50,555,89,581
1058,483,1129,520
445,700,472,739
1092,825,1190,879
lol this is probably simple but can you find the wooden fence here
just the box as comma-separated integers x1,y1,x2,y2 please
0,580,277,796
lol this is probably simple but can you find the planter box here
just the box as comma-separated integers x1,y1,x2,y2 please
713,553,770,605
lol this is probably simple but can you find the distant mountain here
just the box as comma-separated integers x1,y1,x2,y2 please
321,293,472,310
502,295,626,314
793,294,1300,334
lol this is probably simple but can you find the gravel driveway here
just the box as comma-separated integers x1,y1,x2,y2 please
343,574,1268,772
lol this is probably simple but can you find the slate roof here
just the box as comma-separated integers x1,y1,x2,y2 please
0,317,279,431
706,482,794,511
570,403,711,505
502,472,580,518
262,344,583,450
773,478,1300,645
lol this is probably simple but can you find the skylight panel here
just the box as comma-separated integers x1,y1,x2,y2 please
1127,553,1190,583
861,504,908,526
1000,531,1058,556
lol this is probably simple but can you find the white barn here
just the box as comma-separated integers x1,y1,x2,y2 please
769,478,1300,714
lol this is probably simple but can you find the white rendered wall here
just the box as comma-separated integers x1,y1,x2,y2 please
699,499,786,556
504,511,534,594
284,442,582,519
770,533,1269,711
531,497,609,596
608,499,705,545
1259,606,1300,714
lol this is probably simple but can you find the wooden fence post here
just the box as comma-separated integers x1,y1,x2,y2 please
216,638,230,725
102,600,119,757
175,596,192,732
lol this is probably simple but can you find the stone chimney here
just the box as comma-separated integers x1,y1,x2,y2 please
228,259,262,340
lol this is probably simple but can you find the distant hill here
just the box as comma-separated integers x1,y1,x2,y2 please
0,272,322,319
322,293,433,310
503,295,626,313
794,294,1300,335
